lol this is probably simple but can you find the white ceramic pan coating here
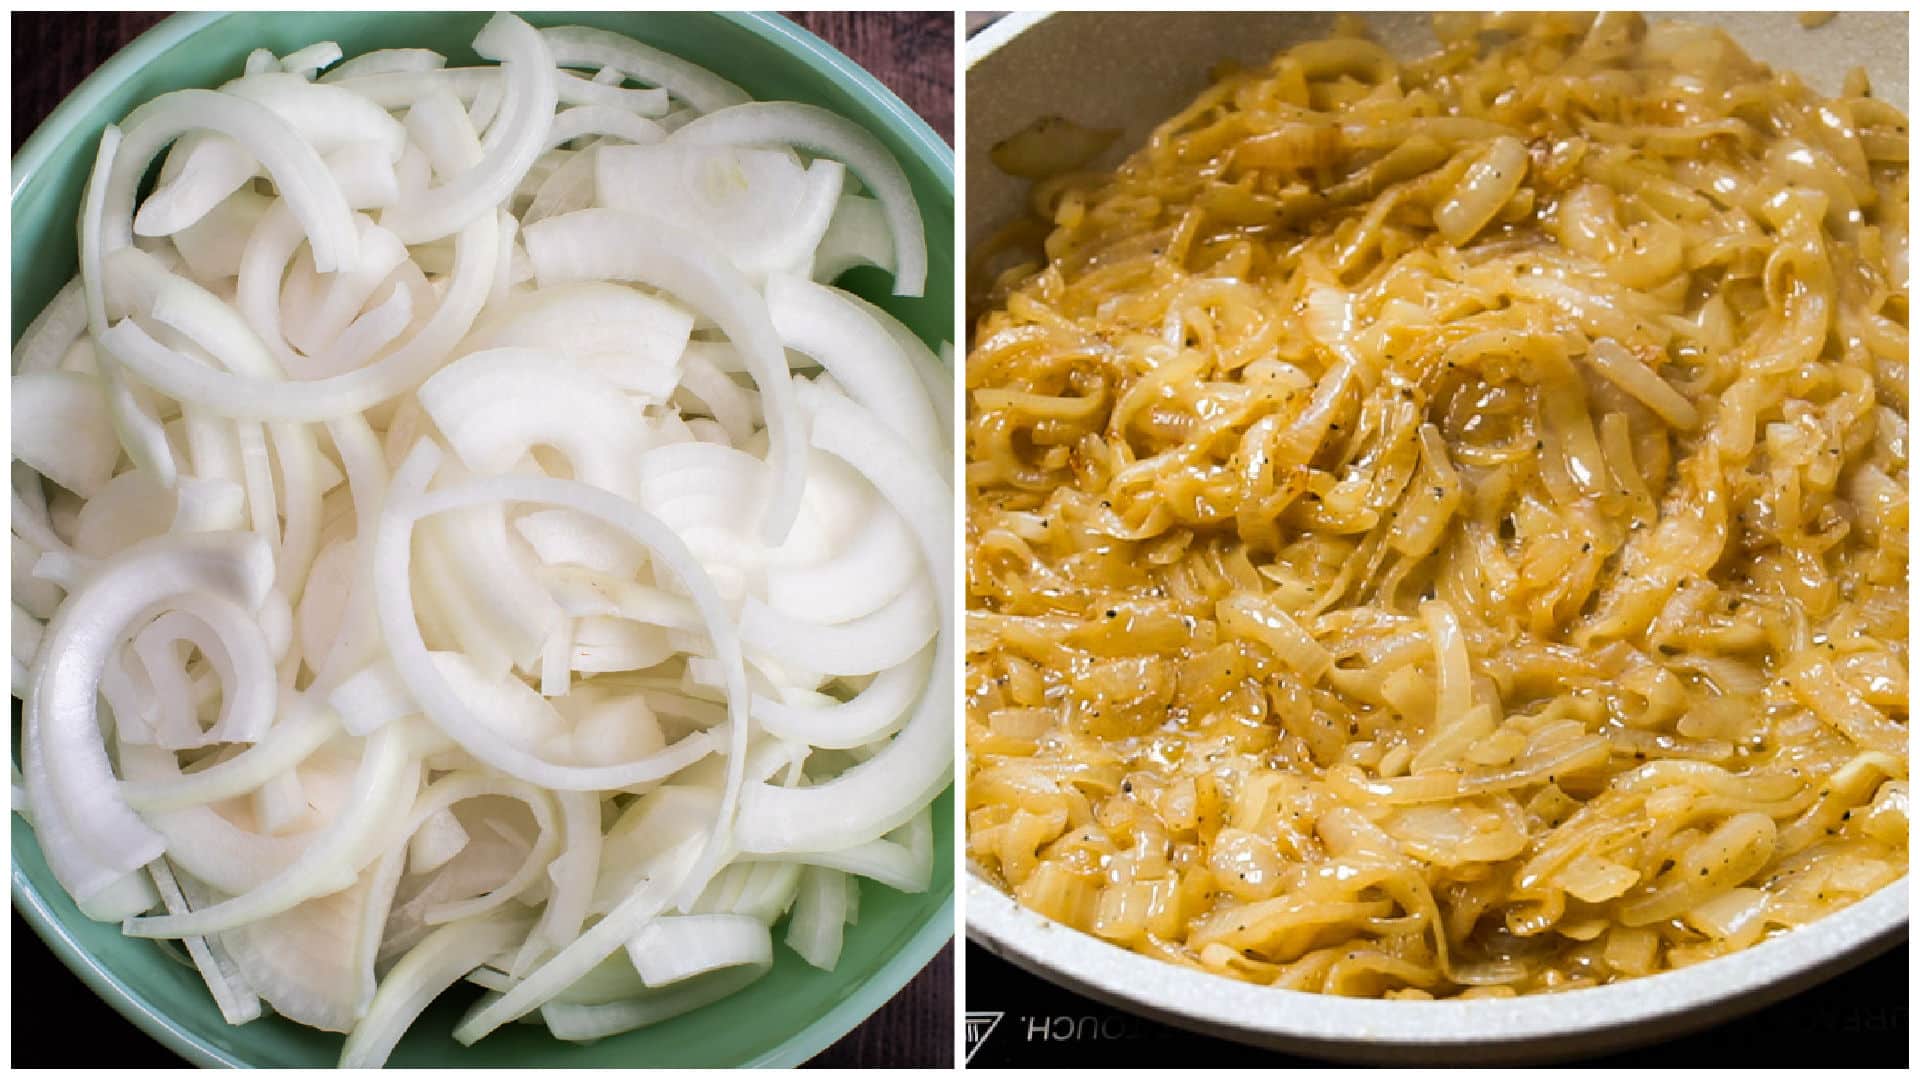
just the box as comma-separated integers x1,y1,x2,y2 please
964,11,1910,1064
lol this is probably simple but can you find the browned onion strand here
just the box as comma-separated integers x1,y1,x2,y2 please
964,12,1908,999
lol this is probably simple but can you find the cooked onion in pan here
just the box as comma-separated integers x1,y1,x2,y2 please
966,12,1907,998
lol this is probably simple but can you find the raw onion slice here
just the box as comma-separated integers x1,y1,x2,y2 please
595,144,845,279
418,347,655,498
382,14,557,245
765,273,941,464
102,90,359,272
733,385,953,854
10,372,121,499
521,207,806,544
109,205,499,421
146,859,263,1025
626,913,770,987
26,531,274,905
13,15,948,1059
540,25,751,115
373,444,742,793
341,910,534,1067
670,102,927,296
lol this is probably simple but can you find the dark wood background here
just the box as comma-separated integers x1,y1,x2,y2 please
8,10,953,1069
12,12,952,150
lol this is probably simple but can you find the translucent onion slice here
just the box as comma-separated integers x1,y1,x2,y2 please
373,444,741,792
670,102,927,297
341,910,535,1067
382,14,557,245
626,913,771,987
147,859,263,1025
24,532,273,906
102,90,358,272
539,25,752,115
784,866,849,970
10,372,122,499
733,384,953,854
108,205,498,421
121,722,421,938
418,347,656,498
521,207,805,544
765,273,941,464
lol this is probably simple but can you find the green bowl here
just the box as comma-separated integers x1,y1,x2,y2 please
11,11,954,1068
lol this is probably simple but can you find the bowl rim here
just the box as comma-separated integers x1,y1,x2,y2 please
963,9,1908,1062
11,8,953,1068
15,11,956,206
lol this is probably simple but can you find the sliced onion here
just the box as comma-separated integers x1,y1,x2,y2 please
135,136,260,240
419,347,656,498
521,207,806,543
12,276,89,374
322,48,447,83
733,385,953,854
327,659,418,736
147,859,263,1025
784,866,849,970
373,444,739,792
626,913,770,987
109,205,498,421
752,646,931,749
253,769,309,835
595,145,844,279
538,962,768,1041
461,283,692,401
515,509,649,578
79,127,179,488
671,102,926,296
341,909,534,1067
812,195,895,282
127,590,278,746
397,771,560,924
738,579,935,678
382,14,556,244
119,702,338,812
221,73,408,161
452,835,702,1043
104,90,358,272
11,372,121,499
25,531,273,906
540,25,751,115
121,722,421,937
765,274,941,464
215,856,395,1030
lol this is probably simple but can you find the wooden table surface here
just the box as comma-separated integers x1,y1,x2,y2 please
12,12,952,148
8,10,954,1069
